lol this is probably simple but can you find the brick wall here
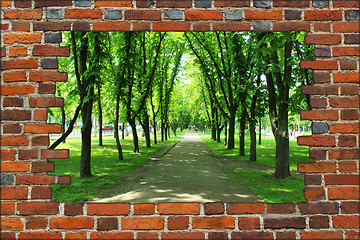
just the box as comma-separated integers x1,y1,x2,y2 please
1,0,359,239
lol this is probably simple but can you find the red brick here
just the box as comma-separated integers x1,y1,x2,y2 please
231,231,274,239
3,97,24,107
26,217,48,229
305,34,342,45
193,22,211,32
227,203,265,214
215,0,249,7
93,22,131,31
0,0,12,7
73,22,90,31
205,202,224,215
122,217,164,230
339,161,358,173
273,0,309,7
330,97,360,108
298,162,336,173
156,0,192,8
333,215,359,229
50,217,94,229
97,217,118,231
87,203,130,215
1,202,15,215
4,9,42,20
334,73,359,83
34,110,48,121
325,174,359,185
313,72,331,83
125,10,161,20
309,216,329,229
309,149,326,161
153,22,191,32
329,149,359,160
29,97,64,108
12,22,30,31
41,149,69,159
329,187,359,200
1,218,23,231
168,216,189,230
158,203,200,215
65,9,103,19
137,232,158,240
38,83,56,94
2,110,31,121
346,231,360,240
3,33,41,44
19,232,62,240
238,217,260,230
333,22,360,33
266,203,296,214
305,10,342,21
65,232,87,239
1,47,6,57
32,136,50,146
309,97,326,108
14,0,32,8
299,202,339,214
0,149,16,160
273,22,310,31
34,21,71,31
208,232,228,240
333,47,360,57
18,149,38,160
1,136,29,146
16,175,56,185
302,85,338,95
134,203,155,215
333,1,360,7
193,216,235,229
95,0,132,7
338,135,357,147
300,110,338,121
31,186,52,199
90,232,134,240
341,84,359,95
9,46,27,57
341,201,360,214
1,59,38,70
1,186,28,200
264,217,305,229
301,231,342,240
24,123,61,134
304,187,325,201
1,161,29,172
330,123,359,134
245,10,282,20
35,0,72,7
133,22,151,31
185,10,223,20
18,202,59,215
1,85,35,96
162,232,205,240
213,22,251,31
300,60,338,70
1,23,9,30
58,175,71,184
3,71,27,82
33,45,70,57
64,203,84,216
29,71,68,82
276,231,296,240
298,136,336,147
314,22,330,32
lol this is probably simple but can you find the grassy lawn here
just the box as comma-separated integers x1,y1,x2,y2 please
49,133,183,202
199,130,313,203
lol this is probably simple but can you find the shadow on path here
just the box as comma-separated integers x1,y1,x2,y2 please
93,130,261,203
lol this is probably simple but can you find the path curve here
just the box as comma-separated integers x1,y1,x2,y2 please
95,130,261,203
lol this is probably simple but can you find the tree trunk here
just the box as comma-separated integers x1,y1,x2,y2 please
227,113,235,149
153,116,157,144
80,91,94,179
98,87,103,146
167,124,170,139
122,123,125,140
249,121,256,162
239,120,245,156
215,109,220,142
211,106,216,140
129,120,139,153
114,93,123,160
161,118,164,141
258,117,262,145
61,107,66,143
141,113,151,148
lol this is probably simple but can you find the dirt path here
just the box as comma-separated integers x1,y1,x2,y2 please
94,130,261,203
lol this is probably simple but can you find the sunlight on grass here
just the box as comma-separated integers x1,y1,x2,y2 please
49,134,182,202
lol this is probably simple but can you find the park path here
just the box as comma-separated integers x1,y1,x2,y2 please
95,130,261,203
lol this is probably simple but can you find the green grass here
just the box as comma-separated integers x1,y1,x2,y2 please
200,130,312,203
49,133,182,202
